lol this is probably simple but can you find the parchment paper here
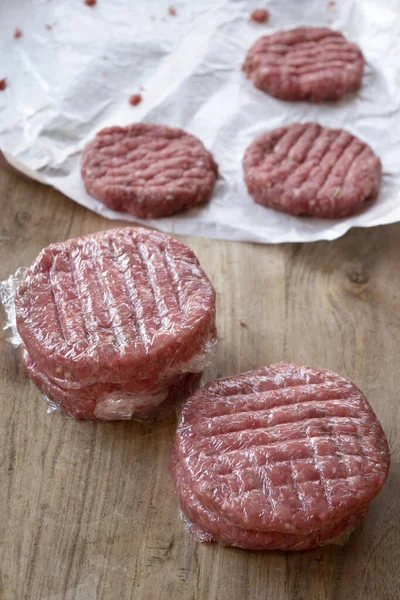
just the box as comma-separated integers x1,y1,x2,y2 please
0,0,399,243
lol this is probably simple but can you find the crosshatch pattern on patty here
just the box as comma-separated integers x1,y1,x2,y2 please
175,363,390,534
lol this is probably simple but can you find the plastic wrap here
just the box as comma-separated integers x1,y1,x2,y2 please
170,362,390,551
0,227,216,420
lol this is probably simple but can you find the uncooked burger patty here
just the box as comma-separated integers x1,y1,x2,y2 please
170,362,390,550
243,27,364,102
243,122,381,218
23,348,202,420
15,227,216,419
81,123,218,218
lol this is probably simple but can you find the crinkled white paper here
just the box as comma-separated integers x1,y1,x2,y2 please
0,0,399,243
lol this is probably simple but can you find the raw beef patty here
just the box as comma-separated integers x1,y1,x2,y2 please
15,227,216,419
170,362,390,550
81,123,218,219
243,122,381,218
243,27,364,102
23,348,203,420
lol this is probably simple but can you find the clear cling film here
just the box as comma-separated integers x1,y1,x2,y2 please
0,227,217,421
170,362,390,551
0,267,26,348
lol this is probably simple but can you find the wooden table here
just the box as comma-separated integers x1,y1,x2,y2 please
1,164,399,600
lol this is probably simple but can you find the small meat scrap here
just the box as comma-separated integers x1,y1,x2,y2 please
328,1,336,6
0,78,7,91
243,26,364,102
250,8,269,23
243,122,381,219
129,93,142,106
168,6,177,16
239,320,248,327
14,27,23,39
170,362,390,550
85,0,96,6
81,123,218,219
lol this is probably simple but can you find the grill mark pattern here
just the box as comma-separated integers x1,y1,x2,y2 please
244,27,364,105
262,125,324,182
202,419,366,459
296,130,340,196
211,433,381,511
259,465,277,518
308,435,334,509
195,385,357,426
315,133,355,191
249,34,360,68
281,126,324,187
90,239,125,351
176,364,389,532
193,414,384,475
18,229,216,390
325,422,350,481
68,243,118,350
136,240,169,329
288,458,309,512
48,263,66,343
199,403,362,440
256,35,346,54
253,57,359,77
67,252,91,344
269,126,306,161
86,130,214,189
340,144,369,189
115,234,163,347
246,123,378,218
108,237,147,351
146,241,182,320
219,458,382,481
162,248,182,311
316,139,365,206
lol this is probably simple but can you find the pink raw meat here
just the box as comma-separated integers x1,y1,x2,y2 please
243,122,381,218
24,348,202,420
171,444,367,551
170,363,390,549
243,27,364,102
81,123,218,219
15,227,216,419
15,227,216,388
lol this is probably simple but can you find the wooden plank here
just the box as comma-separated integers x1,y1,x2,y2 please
0,166,399,600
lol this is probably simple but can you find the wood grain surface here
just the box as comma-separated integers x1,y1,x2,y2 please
0,165,399,600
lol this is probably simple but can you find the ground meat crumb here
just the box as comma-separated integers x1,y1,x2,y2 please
85,0,97,6
250,8,269,23
45,23,53,30
168,6,177,16
14,28,23,39
239,320,248,328
0,78,7,91
328,1,336,6
129,94,142,106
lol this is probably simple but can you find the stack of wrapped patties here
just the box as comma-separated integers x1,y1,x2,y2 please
170,363,390,551
15,227,216,420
